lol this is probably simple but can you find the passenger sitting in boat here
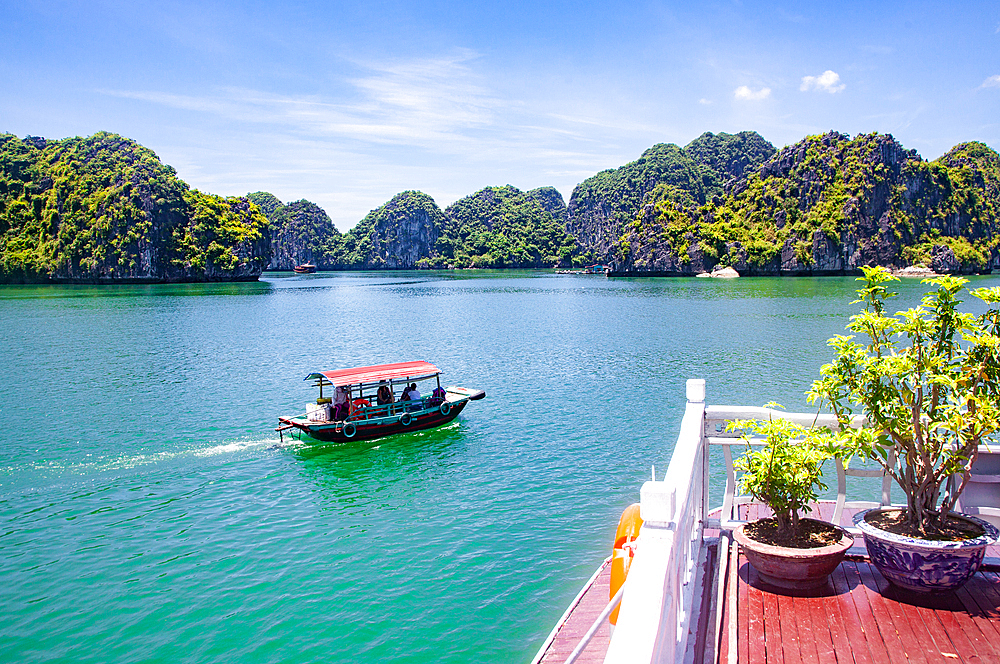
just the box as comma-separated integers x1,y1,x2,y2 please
376,381,393,406
399,384,412,401
431,386,446,404
333,386,350,420
405,383,421,410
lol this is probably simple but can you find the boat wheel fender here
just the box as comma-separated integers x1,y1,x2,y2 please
399,412,412,426
439,401,451,416
343,422,357,438
609,503,643,625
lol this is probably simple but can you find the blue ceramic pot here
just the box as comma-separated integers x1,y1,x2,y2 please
854,508,999,593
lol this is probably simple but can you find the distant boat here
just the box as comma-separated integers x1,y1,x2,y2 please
555,264,610,275
293,263,316,274
276,360,486,442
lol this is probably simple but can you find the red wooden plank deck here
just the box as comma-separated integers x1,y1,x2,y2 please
533,502,1000,664
534,559,613,664
733,554,1000,663
729,503,1000,664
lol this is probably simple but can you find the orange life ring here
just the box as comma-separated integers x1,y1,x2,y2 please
609,503,643,625
350,398,371,419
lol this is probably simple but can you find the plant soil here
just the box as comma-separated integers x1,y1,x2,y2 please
865,509,985,541
744,518,845,549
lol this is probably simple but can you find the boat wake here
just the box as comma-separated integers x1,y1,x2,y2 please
1,435,305,492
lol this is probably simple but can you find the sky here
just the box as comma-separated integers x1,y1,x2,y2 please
3,1,999,231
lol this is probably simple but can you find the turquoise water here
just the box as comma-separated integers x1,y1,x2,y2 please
3,271,997,663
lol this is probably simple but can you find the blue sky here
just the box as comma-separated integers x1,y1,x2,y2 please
3,1,999,230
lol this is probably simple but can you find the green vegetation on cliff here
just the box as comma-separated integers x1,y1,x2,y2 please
565,132,776,261
248,192,341,270
571,143,708,221
338,190,445,268
684,131,779,199
436,185,577,268
303,186,578,269
0,132,269,282
9,129,996,279
619,132,1000,274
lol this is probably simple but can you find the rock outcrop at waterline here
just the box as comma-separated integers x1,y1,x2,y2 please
0,132,270,283
248,192,341,270
349,190,446,268
7,130,999,281
565,132,777,265
612,133,1000,276
252,186,577,270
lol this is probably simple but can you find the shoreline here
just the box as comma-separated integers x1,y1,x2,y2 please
1,264,987,285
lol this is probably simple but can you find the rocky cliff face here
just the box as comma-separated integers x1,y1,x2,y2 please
0,132,270,283
527,186,568,222
565,132,776,264
440,185,576,268
248,192,341,270
345,191,445,268
615,132,1000,275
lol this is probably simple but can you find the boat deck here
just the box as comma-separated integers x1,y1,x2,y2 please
726,551,1000,663
533,560,613,664
534,503,1000,664
722,503,1000,664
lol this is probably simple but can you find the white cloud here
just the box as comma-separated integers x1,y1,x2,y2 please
98,51,671,230
698,98,712,105
102,52,509,150
980,75,1000,89
734,85,771,101
800,70,845,93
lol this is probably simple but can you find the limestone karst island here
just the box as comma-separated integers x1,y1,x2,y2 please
1,129,997,283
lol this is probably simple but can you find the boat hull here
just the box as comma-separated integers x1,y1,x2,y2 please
284,400,469,442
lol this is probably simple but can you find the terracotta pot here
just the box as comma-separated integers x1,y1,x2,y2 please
733,519,854,590
853,507,999,593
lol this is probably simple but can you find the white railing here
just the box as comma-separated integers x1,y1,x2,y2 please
603,384,884,664
604,379,708,664
592,383,1000,664
703,406,877,534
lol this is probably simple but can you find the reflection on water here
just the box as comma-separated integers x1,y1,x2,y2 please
0,280,274,300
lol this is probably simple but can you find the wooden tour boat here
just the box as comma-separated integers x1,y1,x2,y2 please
293,263,317,274
276,360,485,443
533,379,1000,664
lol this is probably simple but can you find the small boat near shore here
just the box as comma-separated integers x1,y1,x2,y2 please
293,263,317,274
276,360,485,442
555,264,610,275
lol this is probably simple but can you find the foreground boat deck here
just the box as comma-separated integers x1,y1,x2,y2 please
727,551,1000,664
534,560,612,664
535,503,1000,663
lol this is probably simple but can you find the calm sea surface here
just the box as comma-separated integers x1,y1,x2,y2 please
3,271,998,663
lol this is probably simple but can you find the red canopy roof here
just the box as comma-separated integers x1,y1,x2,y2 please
305,361,441,387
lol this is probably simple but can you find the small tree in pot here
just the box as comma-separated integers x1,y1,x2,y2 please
808,266,1000,591
727,408,853,590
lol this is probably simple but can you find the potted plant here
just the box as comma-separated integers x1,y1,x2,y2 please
808,266,1000,592
727,407,854,590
